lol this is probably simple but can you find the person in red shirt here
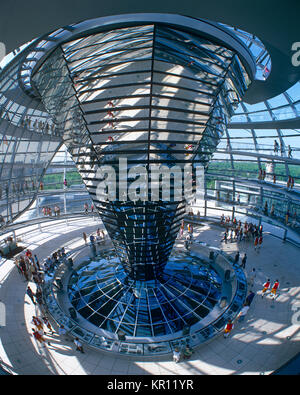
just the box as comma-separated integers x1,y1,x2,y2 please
271,280,280,299
261,279,271,298
223,319,234,338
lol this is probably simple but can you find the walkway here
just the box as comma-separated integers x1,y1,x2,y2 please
0,218,299,375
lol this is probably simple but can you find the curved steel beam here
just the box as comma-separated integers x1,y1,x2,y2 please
0,1,299,102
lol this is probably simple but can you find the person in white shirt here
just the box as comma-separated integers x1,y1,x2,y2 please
173,348,181,363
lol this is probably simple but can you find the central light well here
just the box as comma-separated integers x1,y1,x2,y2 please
32,15,254,281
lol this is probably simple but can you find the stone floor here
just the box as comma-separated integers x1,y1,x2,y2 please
0,217,299,375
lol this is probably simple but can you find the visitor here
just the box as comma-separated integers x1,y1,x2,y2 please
240,253,247,269
173,347,181,363
45,256,54,273
0,215,5,227
25,249,32,259
26,286,36,305
237,304,250,322
222,229,228,244
257,235,263,251
234,227,239,241
285,209,290,225
223,319,234,338
270,279,280,299
35,287,43,305
180,222,184,238
234,251,240,265
280,141,285,156
261,279,271,298
183,345,194,360
263,65,270,79
31,316,43,331
32,328,48,346
54,205,59,217
74,337,85,353
96,233,101,245
263,201,268,216
254,236,259,251
67,257,74,269
33,254,41,270
184,235,191,250
189,223,193,235
58,324,69,341
248,268,256,288
229,228,234,242
19,259,29,281
42,316,54,335
239,228,244,242
245,290,255,306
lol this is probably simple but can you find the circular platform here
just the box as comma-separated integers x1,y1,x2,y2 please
68,250,222,338
43,241,248,356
